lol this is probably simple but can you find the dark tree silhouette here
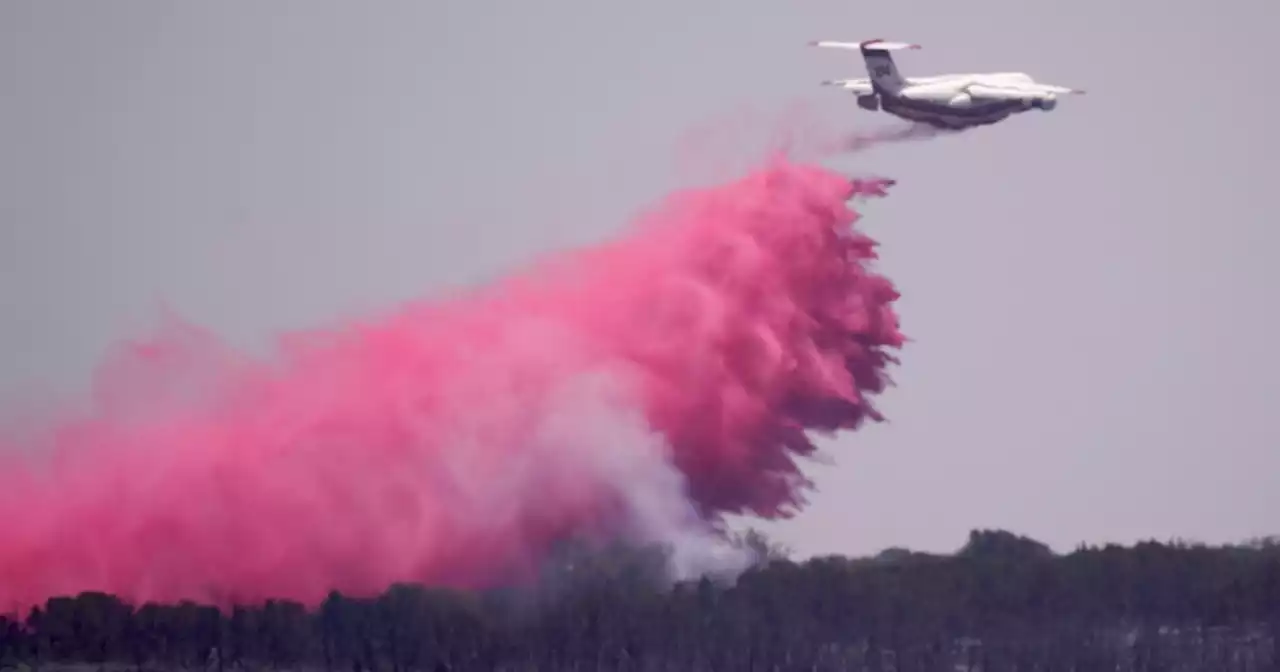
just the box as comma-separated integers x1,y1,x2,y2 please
1,529,1276,671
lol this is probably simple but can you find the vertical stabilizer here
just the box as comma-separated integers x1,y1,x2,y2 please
809,39,921,95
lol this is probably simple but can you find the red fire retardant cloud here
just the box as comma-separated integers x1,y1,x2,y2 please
0,158,903,613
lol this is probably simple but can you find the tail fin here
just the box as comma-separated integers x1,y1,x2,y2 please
809,39,920,95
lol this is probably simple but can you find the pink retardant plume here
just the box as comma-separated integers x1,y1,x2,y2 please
0,158,904,613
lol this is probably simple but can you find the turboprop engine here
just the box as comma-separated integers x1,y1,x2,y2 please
1033,94,1058,110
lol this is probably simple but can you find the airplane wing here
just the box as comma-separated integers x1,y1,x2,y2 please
1036,84,1086,95
967,83,1085,99
965,84,1036,100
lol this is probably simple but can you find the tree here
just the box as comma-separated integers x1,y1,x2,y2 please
0,529,1276,670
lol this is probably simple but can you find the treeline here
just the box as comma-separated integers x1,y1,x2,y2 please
1,530,1278,671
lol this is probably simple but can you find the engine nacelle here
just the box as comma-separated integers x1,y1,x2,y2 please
1032,95,1058,111
948,93,972,107
856,94,879,111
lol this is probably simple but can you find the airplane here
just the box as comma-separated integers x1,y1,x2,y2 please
808,39,1084,130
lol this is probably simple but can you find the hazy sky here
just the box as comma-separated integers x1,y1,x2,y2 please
1,1,1275,558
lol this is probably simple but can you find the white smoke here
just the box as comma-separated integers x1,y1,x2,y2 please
422,315,752,585
530,364,752,583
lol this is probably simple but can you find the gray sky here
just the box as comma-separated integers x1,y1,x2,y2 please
1,1,1275,558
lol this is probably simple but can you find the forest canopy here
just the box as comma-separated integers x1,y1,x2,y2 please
1,529,1277,671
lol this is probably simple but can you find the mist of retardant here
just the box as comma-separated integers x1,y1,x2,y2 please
0,154,905,613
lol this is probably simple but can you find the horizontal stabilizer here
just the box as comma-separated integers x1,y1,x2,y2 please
809,39,921,52
821,79,875,93
821,78,869,87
